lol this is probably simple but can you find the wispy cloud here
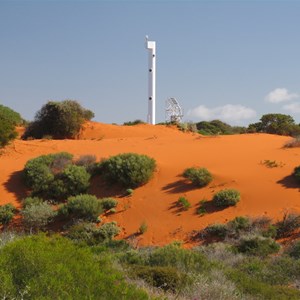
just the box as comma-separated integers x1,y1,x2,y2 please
187,104,256,123
265,88,299,103
283,102,300,113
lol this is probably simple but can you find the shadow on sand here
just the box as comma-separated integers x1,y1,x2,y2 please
4,170,28,204
162,179,196,194
277,175,300,191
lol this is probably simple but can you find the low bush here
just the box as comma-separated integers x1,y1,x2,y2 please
212,189,240,207
100,153,156,188
62,194,103,221
0,204,16,225
100,198,118,211
123,119,145,126
205,223,228,239
139,221,148,234
75,154,97,173
228,216,251,233
275,212,300,238
129,265,182,292
23,197,44,208
183,167,212,187
21,202,56,231
176,196,191,211
23,153,90,200
98,222,120,240
235,235,280,257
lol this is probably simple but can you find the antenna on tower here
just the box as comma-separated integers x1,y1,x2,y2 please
165,98,184,123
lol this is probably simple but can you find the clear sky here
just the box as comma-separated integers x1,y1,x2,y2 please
1,0,300,125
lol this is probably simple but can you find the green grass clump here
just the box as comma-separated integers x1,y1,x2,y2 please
212,189,240,207
177,197,191,211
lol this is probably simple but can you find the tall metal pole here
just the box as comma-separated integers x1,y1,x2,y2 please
145,36,156,125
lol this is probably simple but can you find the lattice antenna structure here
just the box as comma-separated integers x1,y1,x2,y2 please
165,98,184,123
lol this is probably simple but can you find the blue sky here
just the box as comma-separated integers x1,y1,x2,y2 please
1,0,300,125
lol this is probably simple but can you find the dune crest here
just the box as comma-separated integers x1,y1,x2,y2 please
1,122,299,246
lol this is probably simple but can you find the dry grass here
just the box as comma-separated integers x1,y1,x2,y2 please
284,136,300,148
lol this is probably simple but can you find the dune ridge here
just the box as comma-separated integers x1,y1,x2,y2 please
0,121,299,246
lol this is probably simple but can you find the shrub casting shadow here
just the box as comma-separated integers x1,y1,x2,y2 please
277,175,300,190
89,175,126,198
162,179,197,194
195,200,229,215
4,170,28,203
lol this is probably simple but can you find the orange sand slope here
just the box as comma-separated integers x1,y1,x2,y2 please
1,121,300,246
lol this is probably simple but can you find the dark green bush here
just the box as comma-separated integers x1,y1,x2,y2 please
196,120,246,135
0,234,148,299
293,166,300,182
183,167,212,187
129,265,181,292
23,197,44,208
228,216,251,233
235,235,280,257
100,198,118,211
100,153,156,188
21,202,56,231
275,212,300,238
0,104,23,147
62,194,103,221
212,189,240,207
205,223,228,239
0,204,16,225
23,100,94,139
286,240,300,259
23,153,90,200
176,196,191,210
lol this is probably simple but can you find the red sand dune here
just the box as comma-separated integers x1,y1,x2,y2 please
1,121,299,246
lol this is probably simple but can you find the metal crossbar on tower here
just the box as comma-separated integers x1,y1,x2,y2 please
165,98,184,123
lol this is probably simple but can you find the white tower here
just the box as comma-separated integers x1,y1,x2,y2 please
145,36,156,125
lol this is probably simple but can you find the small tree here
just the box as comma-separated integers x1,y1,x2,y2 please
23,100,94,139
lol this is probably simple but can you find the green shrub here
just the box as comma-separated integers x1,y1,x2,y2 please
235,235,280,257
62,194,103,221
293,166,300,182
183,167,212,187
23,197,43,208
0,204,16,225
100,198,118,211
205,223,228,239
176,196,191,211
98,222,120,240
66,222,105,245
129,265,181,292
100,153,156,188
126,188,134,196
23,100,94,139
0,234,148,299
212,189,240,207
21,202,56,231
228,216,251,233
23,153,90,200
0,105,23,148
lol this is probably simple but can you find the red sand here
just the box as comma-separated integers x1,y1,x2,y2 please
1,121,299,246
